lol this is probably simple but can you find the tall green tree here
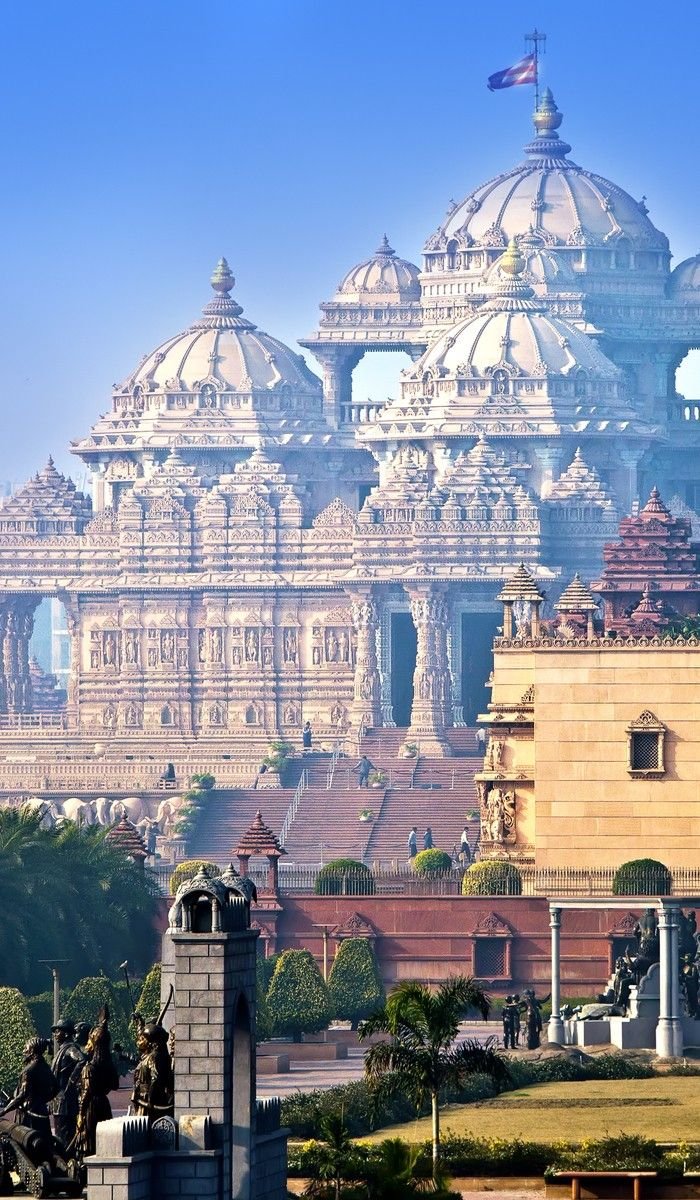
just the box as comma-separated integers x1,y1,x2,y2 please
359,977,509,1179
327,938,385,1029
266,949,332,1040
0,808,158,993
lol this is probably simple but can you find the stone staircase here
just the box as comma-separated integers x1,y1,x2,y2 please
187,730,485,869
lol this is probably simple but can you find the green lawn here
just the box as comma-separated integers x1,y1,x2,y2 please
359,1078,700,1144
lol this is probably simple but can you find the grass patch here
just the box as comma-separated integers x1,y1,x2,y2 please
358,1078,700,1144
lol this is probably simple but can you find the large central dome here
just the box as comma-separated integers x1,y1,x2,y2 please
425,90,668,256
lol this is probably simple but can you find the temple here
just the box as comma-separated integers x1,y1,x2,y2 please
1,89,700,784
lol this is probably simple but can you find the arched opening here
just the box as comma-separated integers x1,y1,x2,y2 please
26,597,68,723
390,611,417,727
350,350,413,420
461,612,500,725
231,992,253,1200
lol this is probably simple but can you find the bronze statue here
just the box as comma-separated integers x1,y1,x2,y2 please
50,1018,85,1150
0,1038,57,1149
73,1008,120,1159
682,956,700,1018
130,1022,174,1123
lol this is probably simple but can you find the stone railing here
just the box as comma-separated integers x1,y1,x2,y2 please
494,632,700,650
0,758,258,793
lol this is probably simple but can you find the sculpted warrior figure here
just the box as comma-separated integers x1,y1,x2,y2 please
0,1038,58,1148
50,1018,85,1149
283,629,297,663
130,1013,174,1124
73,1008,120,1159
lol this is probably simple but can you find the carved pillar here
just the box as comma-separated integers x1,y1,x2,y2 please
0,601,8,713
4,598,39,714
534,446,563,500
405,586,453,757
349,591,382,730
617,446,643,517
313,348,362,428
547,906,565,1046
656,904,683,1058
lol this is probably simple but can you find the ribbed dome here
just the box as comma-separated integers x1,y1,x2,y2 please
669,255,700,295
334,236,421,301
416,244,619,381
425,91,667,254
120,258,320,398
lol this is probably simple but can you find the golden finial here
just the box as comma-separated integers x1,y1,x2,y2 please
211,257,235,296
500,238,526,277
533,87,563,137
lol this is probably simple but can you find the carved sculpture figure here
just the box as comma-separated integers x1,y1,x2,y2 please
124,632,139,664
103,633,116,666
130,1013,174,1124
50,1018,85,1149
210,628,223,663
0,1038,58,1145
74,1008,120,1159
245,630,259,662
283,629,297,663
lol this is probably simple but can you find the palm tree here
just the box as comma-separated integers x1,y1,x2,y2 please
359,976,509,1179
310,1112,355,1200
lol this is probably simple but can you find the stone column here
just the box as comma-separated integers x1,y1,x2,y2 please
547,906,565,1046
618,446,643,516
315,348,362,428
656,904,683,1058
405,586,453,756
534,447,563,500
0,601,8,713
4,599,38,715
349,591,382,730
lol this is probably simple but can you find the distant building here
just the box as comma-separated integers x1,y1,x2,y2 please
0,90,699,767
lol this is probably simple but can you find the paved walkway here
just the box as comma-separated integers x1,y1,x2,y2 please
258,1021,502,1097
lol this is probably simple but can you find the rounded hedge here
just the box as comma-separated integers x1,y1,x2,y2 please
314,859,375,896
327,937,385,1028
462,860,522,896
266,949,332,1040
169,859,220,895
413,848,452,876
612,858,672,896
0,988,36,1094
63,975,134,1053
136,963,162,1023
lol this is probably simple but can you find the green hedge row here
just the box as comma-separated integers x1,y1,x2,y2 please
288,1133,690,1179
281,1053,656,1140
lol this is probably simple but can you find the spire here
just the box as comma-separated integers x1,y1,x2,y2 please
555,573,598,613
480,237,543,314
375,235,395,257
523,87,572,161
196,257,253,330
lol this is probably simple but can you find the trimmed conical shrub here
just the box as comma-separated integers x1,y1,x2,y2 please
0,987,36,1093
328,938,385,1029
267,949,332,1040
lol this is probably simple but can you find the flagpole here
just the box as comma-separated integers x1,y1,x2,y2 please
525,28,546,110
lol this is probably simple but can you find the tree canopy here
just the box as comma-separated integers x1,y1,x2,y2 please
327,938,385,1028
0,808,158,993
267,949,333,1040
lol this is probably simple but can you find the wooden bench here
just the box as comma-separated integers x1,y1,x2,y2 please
552,1170,657,1200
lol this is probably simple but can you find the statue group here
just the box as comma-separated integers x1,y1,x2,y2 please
0,996,175,1199
606,908,700,1018
502,988,548,1050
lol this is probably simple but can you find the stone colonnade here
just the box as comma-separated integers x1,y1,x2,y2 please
0,596,40,714
548,901,685,1059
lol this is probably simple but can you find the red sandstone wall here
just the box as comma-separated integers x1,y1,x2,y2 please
155,894,635,997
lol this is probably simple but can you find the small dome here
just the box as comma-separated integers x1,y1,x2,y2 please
669,255,700,295
120,258,320,398
483,231,578,291
333,236,421,301
416,243,619,381
425,90,668,254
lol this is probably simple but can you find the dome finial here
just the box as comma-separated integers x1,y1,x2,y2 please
376,234,395,257
500,238,526,278
533,87,563,137
211,257,235,296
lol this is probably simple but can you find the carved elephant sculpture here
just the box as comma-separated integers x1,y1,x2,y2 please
93,796,111,826
60,797,96,827
22,797,59,829
156,796,183,838
110,796,144,824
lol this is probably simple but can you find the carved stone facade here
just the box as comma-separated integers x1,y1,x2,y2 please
4,89,700,772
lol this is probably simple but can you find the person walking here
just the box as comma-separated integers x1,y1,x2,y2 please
475,727,487,752
354,754,374,788
460,825,472,864
302,721,313,753
423,826,434,850
407,826,418,859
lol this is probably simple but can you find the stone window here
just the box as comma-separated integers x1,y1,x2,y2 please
473,937,507,978
626,710,666,777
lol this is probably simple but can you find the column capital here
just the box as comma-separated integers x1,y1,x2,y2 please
549,905,562,926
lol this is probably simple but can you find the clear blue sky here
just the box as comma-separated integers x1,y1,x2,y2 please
1,0,698,486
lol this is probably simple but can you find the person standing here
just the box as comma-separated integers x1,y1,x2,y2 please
460,825,472,864
423,826,434,850
354,754,374,788
302,721,313,753
51,1018,85,1149
407,826,418,859
475,727,487,752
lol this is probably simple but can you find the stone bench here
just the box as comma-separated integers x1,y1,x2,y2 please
552,1170,657,1200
